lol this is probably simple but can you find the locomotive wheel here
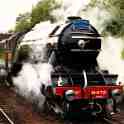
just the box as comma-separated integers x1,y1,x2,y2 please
102,99,115,119
43,99,56,115
62,101,72,119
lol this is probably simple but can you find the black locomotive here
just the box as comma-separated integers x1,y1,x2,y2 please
10,16,123,119
42,16,123,118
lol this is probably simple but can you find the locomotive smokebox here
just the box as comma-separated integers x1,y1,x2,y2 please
49,16,102,71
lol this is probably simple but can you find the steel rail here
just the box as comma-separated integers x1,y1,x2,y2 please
0,107,14,124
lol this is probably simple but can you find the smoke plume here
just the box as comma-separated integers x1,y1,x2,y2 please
98,37,124,84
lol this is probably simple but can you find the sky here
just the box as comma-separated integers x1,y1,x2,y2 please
0,0,39,32
0,0,91,33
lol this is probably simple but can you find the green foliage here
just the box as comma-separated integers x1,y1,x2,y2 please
14,13,32,32
103,0,124,37
89,0,124,59
0,48,5,59
121,48,124,59
31,0,59,25
16,45,31,62
104,19,124,37
14,0,60,32
90,0,124,37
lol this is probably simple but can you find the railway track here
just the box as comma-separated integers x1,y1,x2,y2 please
0,102,124,124
0,86,124,124
103,113,124,124
57,112,124,124
0,107,14,124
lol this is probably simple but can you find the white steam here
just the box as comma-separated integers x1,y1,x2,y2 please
13,22,56,108
24,21,56,41
13,62,53,108
34,63,53,87
81,5,111,33
53,0,90,21
13,63,42,97
98,37,124,84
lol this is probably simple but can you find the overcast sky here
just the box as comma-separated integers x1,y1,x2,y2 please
0,0,39,32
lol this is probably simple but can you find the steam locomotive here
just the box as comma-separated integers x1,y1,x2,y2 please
41,17,123,118
10,16,123,119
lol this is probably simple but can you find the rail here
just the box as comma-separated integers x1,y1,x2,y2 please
0,107,14,124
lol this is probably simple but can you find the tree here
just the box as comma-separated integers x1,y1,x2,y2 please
89,0,124,37
15,45,31,62
14,13,32,32
31,0,59,25
89,0,124,59
14,0,60,32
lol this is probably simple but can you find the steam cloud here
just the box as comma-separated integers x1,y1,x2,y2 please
98,37,124,84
